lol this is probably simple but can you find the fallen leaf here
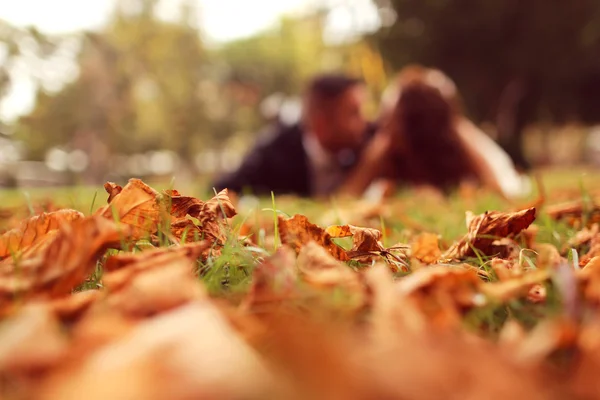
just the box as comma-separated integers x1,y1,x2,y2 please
296,241,362,294
0,304,68,373
546,200,600,228
0,216,127,310
410,233,442,264
96,179,162,239
104,182,123,203
326,224,408,268
102,242,209,289
481,269,550,302
104,260,206,318
98,180,237,245
326,224,383,257
241,246,298,311
41,302,274,400
278,215,348,261
442,207,536,260
0,210,84,259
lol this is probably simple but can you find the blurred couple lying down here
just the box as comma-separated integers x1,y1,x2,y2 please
213,65,530,200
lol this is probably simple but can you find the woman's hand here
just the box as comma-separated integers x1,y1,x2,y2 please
336,131,397,197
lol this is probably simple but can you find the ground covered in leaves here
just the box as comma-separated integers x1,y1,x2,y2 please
2,173,600,399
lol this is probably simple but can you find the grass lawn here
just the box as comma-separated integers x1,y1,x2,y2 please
2,165,600,398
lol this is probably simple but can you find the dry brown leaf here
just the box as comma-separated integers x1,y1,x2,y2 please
534,243,566,269
96,179,162,239
394,266,482,327
41,302,274,400
326,224,384,257
98,180,236,245
278,214,348,261
241,246,298,311
104,182,123,203
296,241,362,293
490,257,523,281
0,210,84,259
47,290,101,322
326,224,408,269
0,216,127,310
104,260,206,318
410,233,442,264
0,304,68,373
169,188,236,243
481,269,550,302
102,241,209,289
442,207,536,260
546,200,600,228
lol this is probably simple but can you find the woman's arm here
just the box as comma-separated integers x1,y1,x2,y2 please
335,132,395,197
456,117,529,199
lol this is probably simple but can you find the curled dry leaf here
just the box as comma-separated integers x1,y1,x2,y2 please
169,188,237,244
442,207,536,260
96,179,162,239
326,224,408,269
326,224,384,257
0,209,84,259
104,182,122,203
278,214,348,261
98,180,236,245
0,216,128,310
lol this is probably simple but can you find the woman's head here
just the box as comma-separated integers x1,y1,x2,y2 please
382,65,477,190
380,65,459,121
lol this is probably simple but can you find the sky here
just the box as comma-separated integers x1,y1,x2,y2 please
0,0,328,122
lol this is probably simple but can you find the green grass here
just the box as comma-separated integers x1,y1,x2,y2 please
3,166,600,333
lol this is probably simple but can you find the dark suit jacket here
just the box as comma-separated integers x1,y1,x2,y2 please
212,122,376,197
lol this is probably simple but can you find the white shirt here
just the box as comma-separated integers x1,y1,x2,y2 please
302,133,345,197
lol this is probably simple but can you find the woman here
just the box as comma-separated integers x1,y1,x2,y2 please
339,65,529,198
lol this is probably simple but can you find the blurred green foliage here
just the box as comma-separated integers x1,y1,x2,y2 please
1,0,600,182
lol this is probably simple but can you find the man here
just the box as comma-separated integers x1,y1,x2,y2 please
212,74,373,197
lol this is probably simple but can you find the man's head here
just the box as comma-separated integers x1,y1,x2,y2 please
303,74,367,154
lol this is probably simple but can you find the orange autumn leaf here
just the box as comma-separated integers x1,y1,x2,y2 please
546,200,600,228
442,207,536,260
104,182,123,203
100,249,208,318
167,189,236,244
411,233,442,264
97,180,236,244
0,216,128,310
102,241,209,291
481,269,550,302
96,179,162,239
0,210,84,259
326,224,408,269
326,224,384,257
278,215,348,261
241,246,298,311
296,242,366,309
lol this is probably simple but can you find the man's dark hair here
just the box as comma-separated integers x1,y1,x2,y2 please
305,73,362,110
